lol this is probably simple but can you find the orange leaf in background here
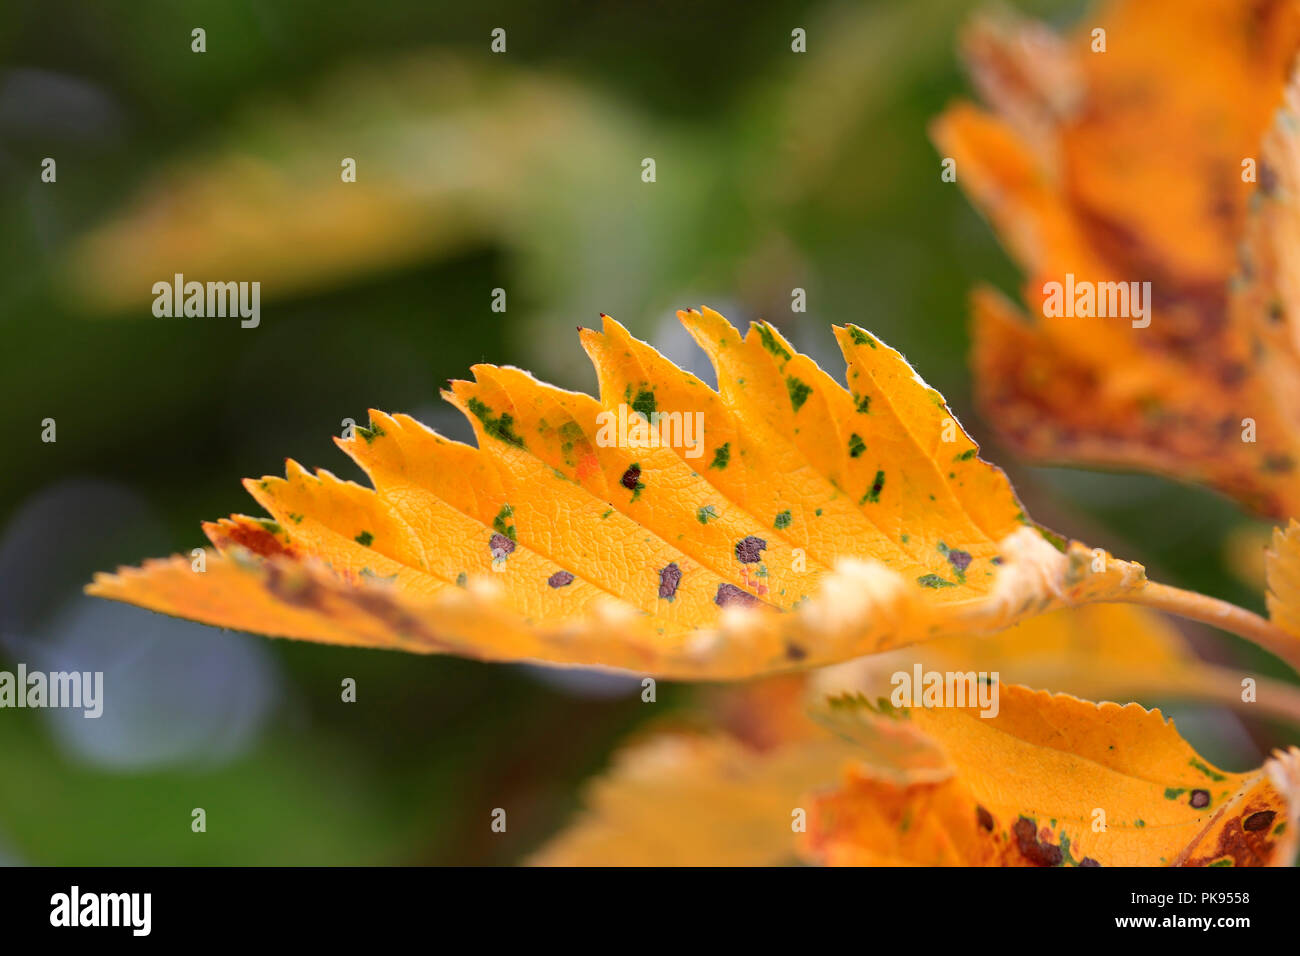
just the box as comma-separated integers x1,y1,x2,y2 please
1267,520,1300,639
90,308,1168,679
933,0,1300,517
530,655,1300,868
532,688,950,866
805,687,1300,867
817,603,1300,726
529,733,866,866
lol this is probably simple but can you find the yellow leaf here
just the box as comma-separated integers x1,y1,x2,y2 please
1222,522,1272,593
91,309,1170,679
1268,520,1300,639
529,734,862,866
533,677,950,866
934,0,1300,517
817,603,1300,726
805,686,1300,867
61,57,648,315
539,647,1300,865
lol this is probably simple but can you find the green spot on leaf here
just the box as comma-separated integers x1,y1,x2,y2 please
786,376,812,413
631,388,657,421
467,398,525,448
916,573,956,589
756,324,792,362
860,470,885,504
1189,759,1226,782
357,422,386,444
492,504,517,541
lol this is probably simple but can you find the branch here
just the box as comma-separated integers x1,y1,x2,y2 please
1129,581,1300,675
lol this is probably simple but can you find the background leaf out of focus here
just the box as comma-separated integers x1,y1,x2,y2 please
1,0,1288,864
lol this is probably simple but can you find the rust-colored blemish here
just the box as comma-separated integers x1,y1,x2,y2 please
209,519,299,561
1012,816,1063,867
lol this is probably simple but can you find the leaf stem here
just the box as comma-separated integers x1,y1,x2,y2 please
1130,581,1300,674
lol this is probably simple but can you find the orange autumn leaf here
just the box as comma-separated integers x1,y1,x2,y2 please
817,603,1300,726
538,611,1300,867
89,308,1169,679
1267,519,1300,639
529,733,865,867
60,56,650,316
804,686,1300,867
532,688,950,866
933,0,1300,517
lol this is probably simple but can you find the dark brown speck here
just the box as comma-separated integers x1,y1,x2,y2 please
1243,810,1276,832
658,563,682,599
1012,816,1063,867
734,536,767,564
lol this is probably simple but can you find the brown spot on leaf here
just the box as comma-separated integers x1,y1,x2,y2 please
620,465,641,490
1182,799,1282,867
489,533,515,556
658,562,682,599
210,521,299,561
1079,857,1101,867
1243,810,1276,832
785,642,806,661
1260,162,1279,196
1012,816,1063,867
262,562,447,651
1189,789,1210,809
263,562,321,610
548,571,574,588
715,583,761,608
734,536,767,564
976,805,994,832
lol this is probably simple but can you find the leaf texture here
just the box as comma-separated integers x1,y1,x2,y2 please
805,686,1300,867
934,0,1300,517
90,308,1152,679
817,603,1300,726
535,678,1300,867
1268,520,1300,640
530,734,863,867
